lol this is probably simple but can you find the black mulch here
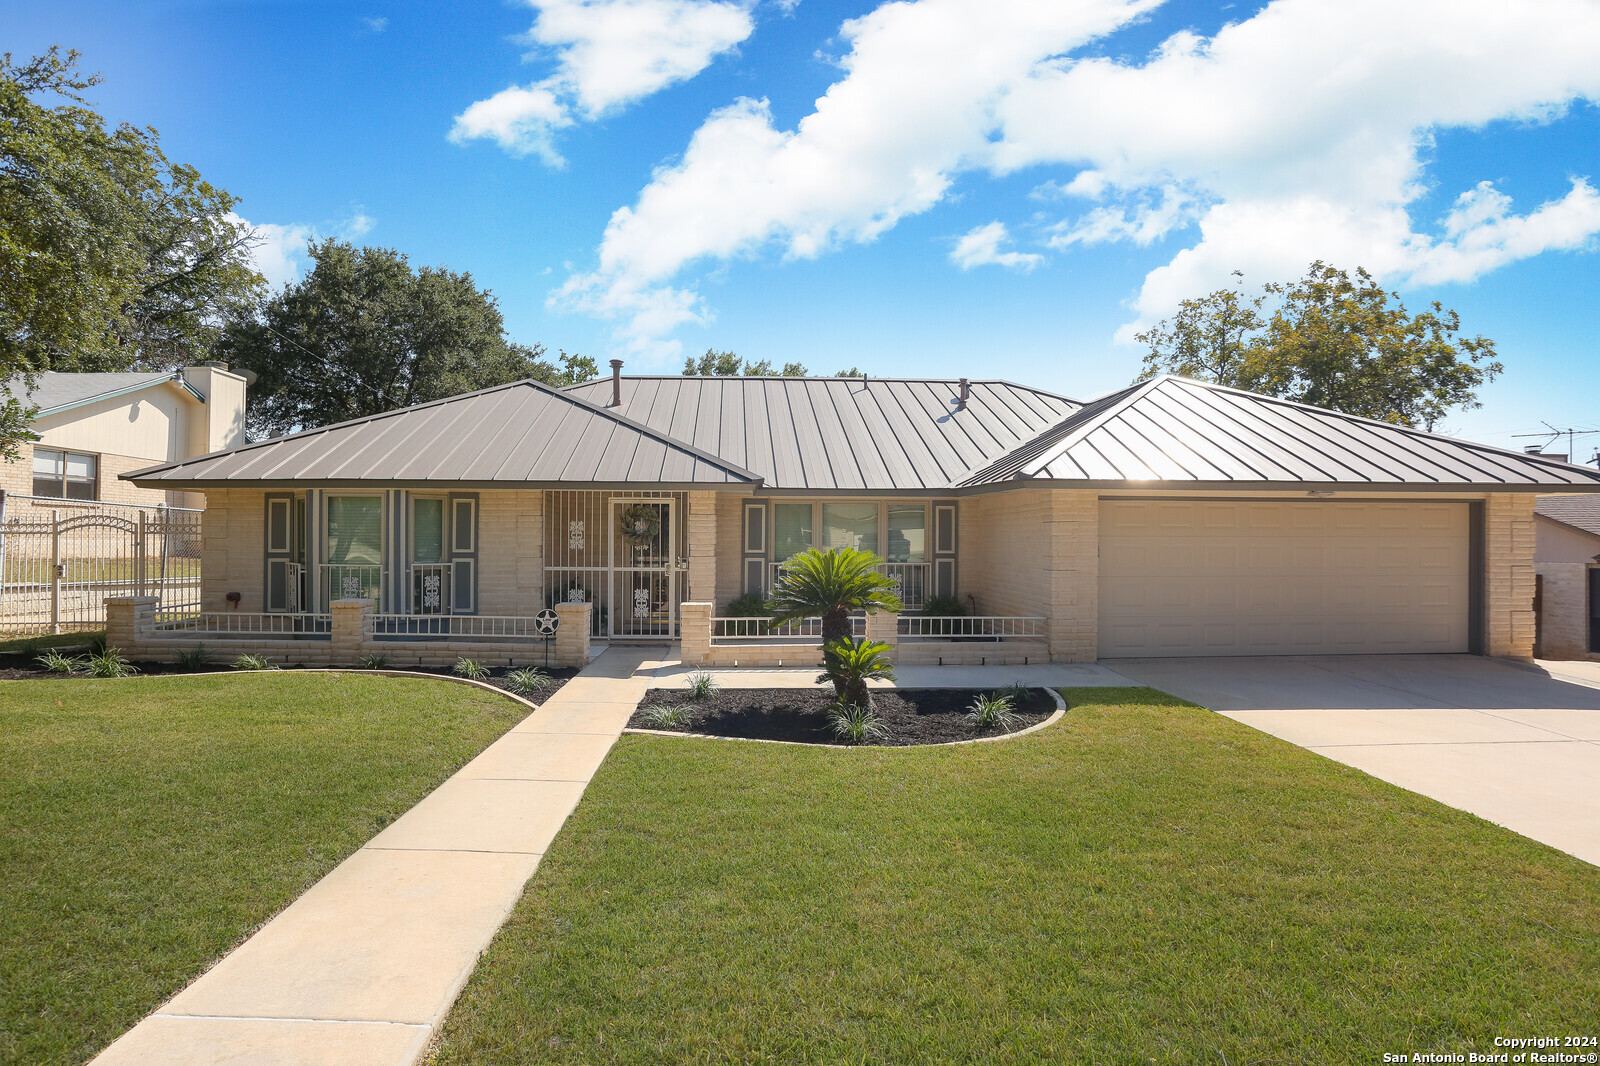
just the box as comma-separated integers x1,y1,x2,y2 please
0,649,577,706
629,686,1057,747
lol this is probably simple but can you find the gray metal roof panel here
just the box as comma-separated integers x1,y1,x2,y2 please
561,376,1081,491
961,377,1600,489
126,379,759,486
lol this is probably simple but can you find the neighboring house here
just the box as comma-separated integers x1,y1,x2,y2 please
117,369,1600,665
1534,495,1600,660
1,364,250,514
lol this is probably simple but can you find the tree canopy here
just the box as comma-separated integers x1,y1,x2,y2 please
681,349,869,378
0,48,263,455
1134,262,1502,430
215,240,577,438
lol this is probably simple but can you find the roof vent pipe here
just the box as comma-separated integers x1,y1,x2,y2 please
609,359,624,407
957,378,970,410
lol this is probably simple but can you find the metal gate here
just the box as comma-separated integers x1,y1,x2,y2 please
0,494,202,634
544,490,685,640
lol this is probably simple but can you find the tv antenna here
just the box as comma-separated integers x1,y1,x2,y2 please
1511,422,1600,465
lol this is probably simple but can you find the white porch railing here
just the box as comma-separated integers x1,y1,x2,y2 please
898,616,1047,641
371,614,554,640
322,564,383,610
147,611,333,637
711,615,867,644
768,561,932,610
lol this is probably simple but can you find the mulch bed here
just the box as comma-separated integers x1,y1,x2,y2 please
0,649,577,706
630,686,1057,746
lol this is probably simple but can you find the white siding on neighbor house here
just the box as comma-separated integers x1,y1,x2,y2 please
1098,499,1471,657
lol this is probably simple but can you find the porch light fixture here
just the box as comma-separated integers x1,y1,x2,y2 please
1306,490,1336,498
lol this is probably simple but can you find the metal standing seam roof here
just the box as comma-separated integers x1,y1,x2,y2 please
560,376,1082,491
123,379,760,487
959,376,1600,489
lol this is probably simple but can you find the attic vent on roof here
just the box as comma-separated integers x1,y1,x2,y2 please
609,359,623,407
956,378,970,410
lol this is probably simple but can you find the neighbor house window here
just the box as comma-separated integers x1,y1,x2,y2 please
774,503,813,561
886,504,926,563
821,502,877,553
32,448,97,500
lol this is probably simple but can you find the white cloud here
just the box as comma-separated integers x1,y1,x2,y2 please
236,212,380,291
951,221,1044,271
559,0,1600,354
450,0,754,163
362,16,388,33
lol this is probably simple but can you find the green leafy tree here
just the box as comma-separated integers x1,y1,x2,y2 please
768,547,901,701
215,240,548,437
1135,262,1502,429
682,349,809,376
529,350,598,387
0,47,263,456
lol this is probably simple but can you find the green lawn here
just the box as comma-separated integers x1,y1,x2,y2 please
432,687,1600,1066
0,673,528,1066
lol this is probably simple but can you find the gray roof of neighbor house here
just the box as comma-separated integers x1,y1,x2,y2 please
1537,495,1600,537
7,371,197,415
124,380,758,488
959,376,1600,489
561,376,1081,491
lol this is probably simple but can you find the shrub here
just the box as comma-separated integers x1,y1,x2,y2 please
174,644,211,669
86,647,139,678
356,652,393,670
817,637,895,709
965,692,1020,732
452,657,490,681
504,667,551,695
920,594,968,617
641,704,692,730
35,649,82,675
685,670,719,700
996,681,1031,705
231,653,278,671
827,703,888,745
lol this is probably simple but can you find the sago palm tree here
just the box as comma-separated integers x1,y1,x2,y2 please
768,547,903,649
819,636,895,709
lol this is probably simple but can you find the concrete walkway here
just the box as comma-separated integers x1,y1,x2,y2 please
1113,655,1600,867
92,647,664,1066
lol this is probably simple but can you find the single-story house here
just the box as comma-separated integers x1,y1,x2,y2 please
1534,495,1600,660
112,367,1600,667
1,363,250,514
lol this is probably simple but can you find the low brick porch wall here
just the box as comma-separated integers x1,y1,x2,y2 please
105,598,594,669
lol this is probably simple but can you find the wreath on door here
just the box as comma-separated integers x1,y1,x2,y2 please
618,503,662,549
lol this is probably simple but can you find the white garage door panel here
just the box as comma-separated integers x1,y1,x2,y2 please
1098,500,1469,657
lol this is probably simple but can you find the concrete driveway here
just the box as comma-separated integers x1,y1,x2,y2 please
1110,655,1600,867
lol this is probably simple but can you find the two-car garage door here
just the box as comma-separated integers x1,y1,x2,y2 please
1098,500,1470,657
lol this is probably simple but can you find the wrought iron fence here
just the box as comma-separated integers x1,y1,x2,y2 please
0,494,202,634
371,614,557,640
148,611,332,638
321,564,383,611
898,616,1047,641
710,615,868,644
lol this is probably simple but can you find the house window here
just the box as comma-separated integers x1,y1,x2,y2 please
413,498,445,563
886,505,926,563
32,448,97,500
821,502,877,553
774,503,813,561
326,496,382,565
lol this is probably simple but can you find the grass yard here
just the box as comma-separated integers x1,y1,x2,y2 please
432,687,1600,1066
0,630,104,654
0,672,529,1066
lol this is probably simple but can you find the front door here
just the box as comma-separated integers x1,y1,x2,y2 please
610,498,678,639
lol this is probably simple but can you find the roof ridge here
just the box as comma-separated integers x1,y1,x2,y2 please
127,377,761,483
957,378,1154,486
1160,375,1600,479
560,375,1083,405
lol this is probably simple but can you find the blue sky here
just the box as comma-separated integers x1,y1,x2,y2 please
6,0,1600,458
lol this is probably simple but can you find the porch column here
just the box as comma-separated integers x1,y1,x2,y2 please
687,491,717,604
1046,490,1099,664
514,491,544,613
1485,493,1536,661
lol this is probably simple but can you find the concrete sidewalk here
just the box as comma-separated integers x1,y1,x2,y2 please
92,647,664,1066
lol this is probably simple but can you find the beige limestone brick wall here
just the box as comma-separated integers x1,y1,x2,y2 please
1485,493,1537,661
477,490,544,616
688,491,717,604
1535,562,1596,660
200,488,265,612
715,493,744,607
